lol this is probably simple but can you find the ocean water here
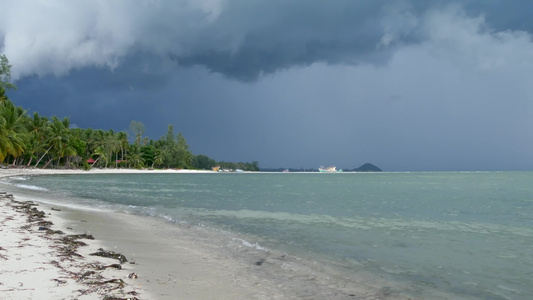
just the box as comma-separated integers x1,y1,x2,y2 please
2,172,532,299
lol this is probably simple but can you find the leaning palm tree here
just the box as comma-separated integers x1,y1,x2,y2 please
90,146,108,169
25,112,51,166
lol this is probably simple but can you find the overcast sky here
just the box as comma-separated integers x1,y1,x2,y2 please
2,0,533,171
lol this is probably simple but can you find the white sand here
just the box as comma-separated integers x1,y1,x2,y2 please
0,167,215,180
0,192,142,299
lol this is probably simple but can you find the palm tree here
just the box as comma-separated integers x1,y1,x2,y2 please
25,112,51,166
117,131,129,164
0,100,28,164
90,146,108,169
43,117,76,168
152,149,164,168
103,130,121,168
126,145,144,169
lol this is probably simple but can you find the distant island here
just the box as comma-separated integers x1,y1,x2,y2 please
351,163,382,172
261,163,382,172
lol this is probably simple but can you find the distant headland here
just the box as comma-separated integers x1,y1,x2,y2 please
260,163,382,172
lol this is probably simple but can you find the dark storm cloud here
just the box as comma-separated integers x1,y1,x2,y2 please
177,0,533,81
3,1,533,171
4,0,533,81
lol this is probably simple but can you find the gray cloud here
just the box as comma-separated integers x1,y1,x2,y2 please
3,1,533,170
6,1,532,81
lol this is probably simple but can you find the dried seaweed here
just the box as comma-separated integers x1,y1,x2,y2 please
90,249,128,264
2,192,142,299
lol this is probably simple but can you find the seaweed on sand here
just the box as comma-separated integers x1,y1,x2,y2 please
90,248,128,264
2,192,142,299
55,233,96,260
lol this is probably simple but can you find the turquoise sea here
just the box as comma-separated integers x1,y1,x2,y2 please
2,172,532,299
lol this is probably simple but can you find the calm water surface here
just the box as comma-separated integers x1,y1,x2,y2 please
3,172,532,299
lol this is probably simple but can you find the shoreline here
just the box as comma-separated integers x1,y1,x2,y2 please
0,191,145,299
1,168,273,299
0,167,216,179
0,168,416,299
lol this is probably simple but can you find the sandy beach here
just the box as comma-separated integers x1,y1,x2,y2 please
0,168,298,300
0,168,274,299
1,167,413,300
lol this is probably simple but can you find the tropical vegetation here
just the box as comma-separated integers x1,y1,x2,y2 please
0,54,259,171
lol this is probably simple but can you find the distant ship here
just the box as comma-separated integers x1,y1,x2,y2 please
318,166,343,173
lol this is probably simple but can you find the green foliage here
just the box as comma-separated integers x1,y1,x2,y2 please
0,54,259,170
82,161,91,171
0,54,17,92
218,161,260,171
191,154,217,170
0,99,27,163
140,145,155,168
159,125,192,169
126,144,144,169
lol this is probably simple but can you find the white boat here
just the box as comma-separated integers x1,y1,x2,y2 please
318,166,342,172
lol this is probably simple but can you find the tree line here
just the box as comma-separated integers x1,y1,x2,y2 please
0,54,259,171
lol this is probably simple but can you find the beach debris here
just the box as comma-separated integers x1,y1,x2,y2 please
55,234,95,259
0,246,6,260
0,193,15,199
103,295,139,300
89,278,125,287
9,199,56,228
51,207,61,211
52,278,67,285
102,263,123,270
90,249,128,264
255,258,266,266
1,191,143,299
79,270,96,280
61,233,94,243
88,262,123,270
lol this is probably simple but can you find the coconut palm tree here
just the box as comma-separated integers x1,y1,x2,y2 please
0,100,28,164
117,131,129,163
152,149,164,169
25,112,51,166
126,145,144,169
43,117,76,168
90,146,108,169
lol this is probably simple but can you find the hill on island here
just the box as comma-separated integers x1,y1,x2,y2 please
352,163,382,172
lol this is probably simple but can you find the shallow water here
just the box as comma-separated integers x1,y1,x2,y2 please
2,172,532,299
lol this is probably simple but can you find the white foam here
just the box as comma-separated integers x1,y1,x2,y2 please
233,238,268,251
14,184,48,191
